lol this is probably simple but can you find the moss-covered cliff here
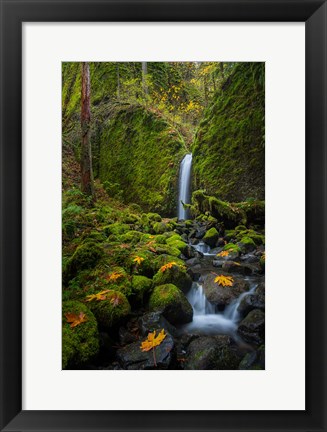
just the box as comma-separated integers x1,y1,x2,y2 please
192,63,265,201
98,105,187,216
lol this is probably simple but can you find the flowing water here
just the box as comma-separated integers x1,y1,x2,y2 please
180,280,257,338
177,154,192,220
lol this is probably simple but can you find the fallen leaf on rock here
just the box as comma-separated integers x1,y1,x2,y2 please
217,250,229,257
214,274,234,287
65,312,87,328
140,329,167,352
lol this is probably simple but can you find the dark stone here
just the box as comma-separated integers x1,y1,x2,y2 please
195,226,207,239
238,351,258,369
238,309,265,345
118,327,138,346
222,261,254,275
138,312,177,337
256,281,265,296
237,293,265,318
203,273,250,308
185,257,201,267
184,335,240,370
116,332,175,369
240,253,260,264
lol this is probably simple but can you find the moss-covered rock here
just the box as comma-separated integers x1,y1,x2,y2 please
62,301,99,369
131,275,153,305
192,63,265,202
149,284,193,325
153,263,192,293
103,222,130,237
223,243,241,253
238,236,256,252
64,241,104,283
203,227,219,247
99,104,187,216
152,221,167,234
88,291,131,330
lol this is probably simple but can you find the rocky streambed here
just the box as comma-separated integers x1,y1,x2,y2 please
77,219,265,371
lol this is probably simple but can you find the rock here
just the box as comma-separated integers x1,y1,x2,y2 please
203,273,250,309
238,309,265,345
62,301,99,369
149,284,193,325
203,227,219,247
256,281,265,296
153,263,192,293
138,312,177,337
240,253,260,264
117,332,175,369
195,226,207,239
131,275,153,305
237,293,265,317
88,292,131,331
222,261,254,275
238,351,258,369
185,257,201,267
119,327,138,345
212,259,225,267
184,335,240,370
237,236,256,253
186,265,202,282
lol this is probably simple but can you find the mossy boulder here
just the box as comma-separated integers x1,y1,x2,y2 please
152,221,167,234
119,230,143,244
88,292,131,330
149,284,193,325
238,236,256,252
131,275,153,305
64,241,104,283
153,263,192,293
152,254,185,273
203,227,219,247
184,335,240,370
223,243,241,254
147,212,162,222
62,301,99,369
103,222,130,237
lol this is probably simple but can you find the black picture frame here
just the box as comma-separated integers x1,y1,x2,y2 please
0,0,326,431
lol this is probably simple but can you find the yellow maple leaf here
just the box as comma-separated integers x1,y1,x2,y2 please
65,311,87,328
217,250,229,257
133,256,144,265
85,290,111,302
140,329,167,352
214,274,234,287
106,272,123,283
159,262,177,272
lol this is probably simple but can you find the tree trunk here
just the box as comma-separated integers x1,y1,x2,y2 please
80,62,95,199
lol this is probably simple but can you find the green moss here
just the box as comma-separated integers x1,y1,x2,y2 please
62,301,99,369
103,222,130,236
203,227,219,247
153,263,192,293
120,230,143,244
152,254,185,273
223,243,241,253
131,275,153,304
64,241,104,283
149,283,193,325
152,221,167,234
238,236,256,252
88,291,131,330
99,105,187,216
147,212,162,222
192,63,265,202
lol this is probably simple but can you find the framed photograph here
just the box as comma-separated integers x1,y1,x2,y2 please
0,0,326,431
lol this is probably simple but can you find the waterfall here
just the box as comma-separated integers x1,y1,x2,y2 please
178,153,192,220
180,280,258,337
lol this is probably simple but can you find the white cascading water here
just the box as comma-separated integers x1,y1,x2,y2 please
178,154,192,220
181,281,257,337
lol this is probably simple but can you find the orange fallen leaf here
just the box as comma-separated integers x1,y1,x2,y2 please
65,312,87,328
217,250,229,257
159,262,177,272
214,275,234,287
140,329,167,366
85,290,111,302
106,272,123,283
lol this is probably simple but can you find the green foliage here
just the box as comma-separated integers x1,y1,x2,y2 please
192,63,265,201
99,105,186,216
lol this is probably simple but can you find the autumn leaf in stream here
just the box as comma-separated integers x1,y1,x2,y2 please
65,312,87,328
214,274,234,287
